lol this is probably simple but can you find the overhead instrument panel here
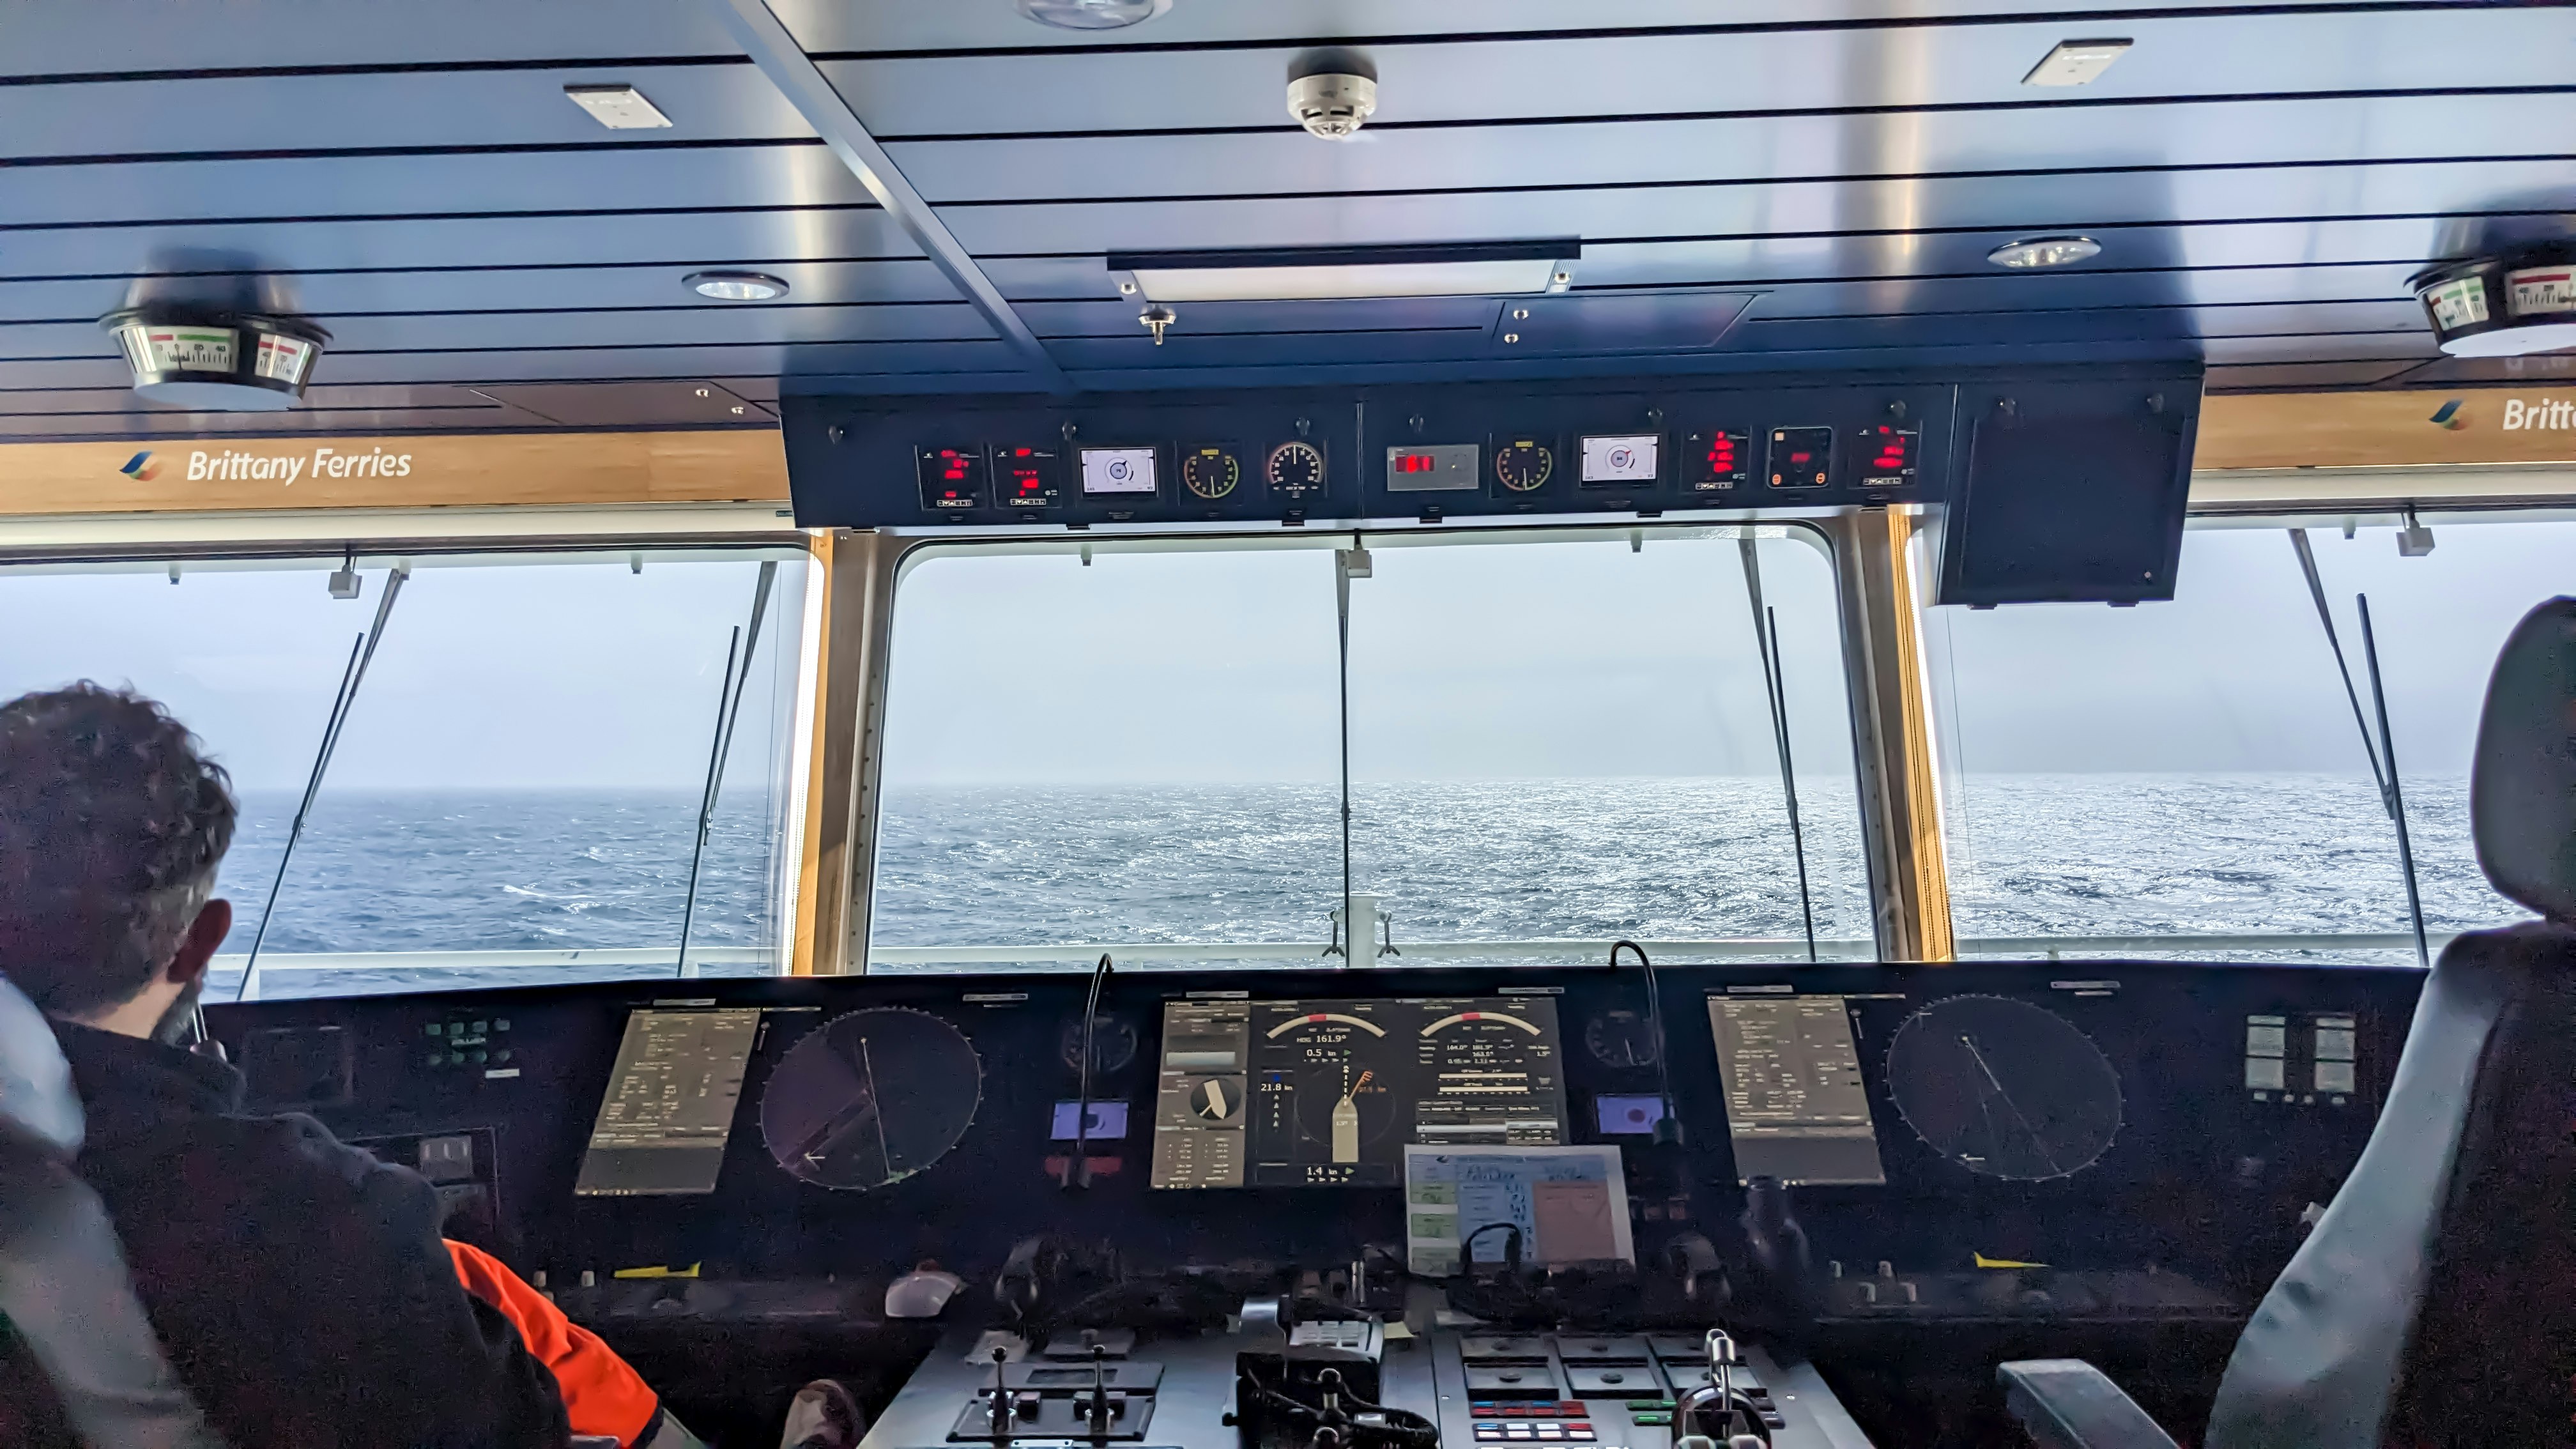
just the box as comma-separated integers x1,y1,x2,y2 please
778,376,2026,530
1883,995,2123,1181
757,1007,983,1192
1151,997,1567,1188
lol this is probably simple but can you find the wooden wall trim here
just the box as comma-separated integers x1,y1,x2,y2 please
0,430,788,516
2196,387,2576,471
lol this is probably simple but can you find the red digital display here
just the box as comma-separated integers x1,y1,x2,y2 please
1682,428,1749,491
993,443,1062,507
1854,424,1918,487
1394,453,1437,473
915,445,988,510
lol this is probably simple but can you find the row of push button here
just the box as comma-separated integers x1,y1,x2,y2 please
1471,1423,1594,1441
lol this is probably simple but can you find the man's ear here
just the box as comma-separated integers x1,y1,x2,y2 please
167,898,233,988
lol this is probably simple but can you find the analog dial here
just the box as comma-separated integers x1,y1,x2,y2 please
1494,438,1555,493
1584,1009,1659,1070
1884,995,2122,1181
1059,1013,1139,1076
1264,440,1325,494
1179,445,1241,501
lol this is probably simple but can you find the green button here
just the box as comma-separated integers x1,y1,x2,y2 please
497,1049,514,1063
449,1052,468,1066
468,1050,487,1064
1630,1414,1671,1427
494,1019,510,1032
426,1023,443,1037
425,1052,445,1068
1626,1402,1673,1413
471,1020,488,1034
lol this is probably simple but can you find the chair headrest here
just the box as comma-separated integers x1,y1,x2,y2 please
2472,596,2576,924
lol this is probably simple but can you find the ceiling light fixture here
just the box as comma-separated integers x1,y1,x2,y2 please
1987,235,2102,270
2022,38,2132,87
2413,247,2576,356
100,307,330,411
564,84,673,129
1016,0,1170,29
1110,240,1578,303
686,270,790,301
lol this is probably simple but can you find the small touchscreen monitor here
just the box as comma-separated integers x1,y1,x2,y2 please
1080,446,1158,496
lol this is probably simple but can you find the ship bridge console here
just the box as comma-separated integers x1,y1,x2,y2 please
203,954,2421,1447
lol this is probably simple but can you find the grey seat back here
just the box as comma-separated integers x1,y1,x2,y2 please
2204,596,2576,1449
0,974,224,1449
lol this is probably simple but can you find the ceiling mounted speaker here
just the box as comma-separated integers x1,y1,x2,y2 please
100,307,329,411
2413,245,2576,358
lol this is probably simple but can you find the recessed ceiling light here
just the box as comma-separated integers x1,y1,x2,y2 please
1016,0,1170,29
1109,241,1578,303
686,271,789,302
1987,235,2102,270
2023,38,2132,87
564,85,673,130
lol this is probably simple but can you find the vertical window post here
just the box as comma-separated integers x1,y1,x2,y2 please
793,528,903,976
1828,507,1956,961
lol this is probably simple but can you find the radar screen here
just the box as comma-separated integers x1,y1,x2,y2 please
1151,997,1567,1188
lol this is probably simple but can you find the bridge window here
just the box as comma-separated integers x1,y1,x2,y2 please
1924,514,2569,964
0,548,809,1000
871,525,1867,970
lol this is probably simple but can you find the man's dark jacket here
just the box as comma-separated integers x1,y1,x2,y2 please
0,1021,567,1448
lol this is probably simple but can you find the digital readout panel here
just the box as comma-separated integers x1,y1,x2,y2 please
1151,997,1567,1188
1706,995,1887,1186
576,1008,762,1197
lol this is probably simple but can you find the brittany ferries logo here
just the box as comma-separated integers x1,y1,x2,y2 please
111,445,415,483
118,450,160,480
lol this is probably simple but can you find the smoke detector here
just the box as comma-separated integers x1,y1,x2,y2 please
100,306,329,411
1287,48,1377,140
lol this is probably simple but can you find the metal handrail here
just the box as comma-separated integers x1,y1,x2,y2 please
205,929,2480,990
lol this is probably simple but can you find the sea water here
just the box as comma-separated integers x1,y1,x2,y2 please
199,774,2522,1000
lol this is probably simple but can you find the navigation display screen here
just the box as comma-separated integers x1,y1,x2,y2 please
1706,994,1887,1186
1151,997,1567,1188
1080,445,1158,496
574,1008,762,1197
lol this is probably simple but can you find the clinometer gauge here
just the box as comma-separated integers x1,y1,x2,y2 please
1493,438,1555,493
759,1007,982,1192
1883,995,2121,1181
1179,444,1242,501
1264,440,1325,496
1060,1013,1138,1075
1584,1009,1659,1069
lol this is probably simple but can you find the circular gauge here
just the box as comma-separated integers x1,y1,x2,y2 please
1179,445,1241,501
1188,1076,1246,1123
1059,1013,1139,1076
758,1007,981,1191
1584,1009,1659,1069
1494,439,1555,492
1884,995,2122,1181
1264,440,1325,493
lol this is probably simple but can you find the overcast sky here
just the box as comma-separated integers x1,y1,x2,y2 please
0,553,803,794
0,519,2564,795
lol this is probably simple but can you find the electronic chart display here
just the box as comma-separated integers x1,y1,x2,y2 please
1151,997,1568,1188
1706,994,1888,1186
575,1008,762,1196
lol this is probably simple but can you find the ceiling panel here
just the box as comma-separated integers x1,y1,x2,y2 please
0,2,740,75
773,1,2483,54
0,65,798,160
878,93,2576,203
930,158,2576,256
0,260,972,322
0,210,924,281
812,10,2572,137
0,301,994,360
2205,360,2424,391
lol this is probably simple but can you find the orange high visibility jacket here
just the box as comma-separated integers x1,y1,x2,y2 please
447,1240,663,1448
